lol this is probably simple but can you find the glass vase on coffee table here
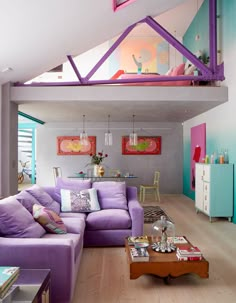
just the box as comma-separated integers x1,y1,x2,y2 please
151,216,176,253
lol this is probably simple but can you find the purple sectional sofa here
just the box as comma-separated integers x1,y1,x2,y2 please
0,179,144,303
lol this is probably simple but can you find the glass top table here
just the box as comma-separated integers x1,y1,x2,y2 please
67,175,137,181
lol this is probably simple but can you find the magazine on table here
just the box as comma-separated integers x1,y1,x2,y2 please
130,247,149,262
127,235,149,246
0,267,20,299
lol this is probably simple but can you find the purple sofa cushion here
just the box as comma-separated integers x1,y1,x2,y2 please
92,181,128,210
26,185,60,214
60,188,100,212
55,177,92,201
33,204,67,234
86,209,131,230
0,196,46,238
15,190,41,214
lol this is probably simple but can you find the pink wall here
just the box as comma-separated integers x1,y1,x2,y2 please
190,123,206,190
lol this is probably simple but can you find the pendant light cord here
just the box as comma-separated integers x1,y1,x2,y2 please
82,114,85,133
132,114,135,134
108,114,110,134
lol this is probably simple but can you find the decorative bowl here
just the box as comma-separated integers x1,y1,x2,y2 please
75,173,86,178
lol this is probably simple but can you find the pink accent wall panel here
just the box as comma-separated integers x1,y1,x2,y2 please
191,123,206,190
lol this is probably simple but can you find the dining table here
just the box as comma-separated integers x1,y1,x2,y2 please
67,175,138,182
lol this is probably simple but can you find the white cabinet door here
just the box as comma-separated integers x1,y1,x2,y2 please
195,164,204,210
203,165,210,182
203,182,210,215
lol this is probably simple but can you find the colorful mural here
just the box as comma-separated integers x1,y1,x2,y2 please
109,36,169,75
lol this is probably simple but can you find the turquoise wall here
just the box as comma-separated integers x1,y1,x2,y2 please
183,0,210,200
183,0,209,58
183,0,236,224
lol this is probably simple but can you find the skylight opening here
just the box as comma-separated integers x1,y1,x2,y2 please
113,0,136,12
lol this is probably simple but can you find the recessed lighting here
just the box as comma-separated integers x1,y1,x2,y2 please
1,67,13,73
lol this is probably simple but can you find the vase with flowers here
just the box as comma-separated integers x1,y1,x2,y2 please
89,151,108,177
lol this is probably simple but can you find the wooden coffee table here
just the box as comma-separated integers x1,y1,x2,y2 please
125,236,209,283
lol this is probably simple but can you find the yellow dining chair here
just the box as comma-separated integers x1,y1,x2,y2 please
139,171,160,203
53,167,62,184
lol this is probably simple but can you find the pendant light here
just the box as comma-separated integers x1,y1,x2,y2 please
105,114,113,146
80,114,88,145
129,114,138,146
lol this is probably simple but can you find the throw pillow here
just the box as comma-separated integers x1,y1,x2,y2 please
55,177,92,200
0,196,46,238
26,185,60,214
92,181,128,210
60,188,100,213
165,67,173,75
15,190,41,214
184,64,196,75
171,63,185,76
33,204,67,234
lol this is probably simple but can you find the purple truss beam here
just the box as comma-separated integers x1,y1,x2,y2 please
209,0,217,72
145,16,211,76
15,0,224,87
85,22,139,81
16,74,211,87
67,55,85,84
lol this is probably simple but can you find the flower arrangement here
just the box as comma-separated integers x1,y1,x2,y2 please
90,151,108,165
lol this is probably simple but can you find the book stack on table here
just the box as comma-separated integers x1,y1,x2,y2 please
0,266,20,300
130,247,149,262
176,245,203,261
127,236,150,262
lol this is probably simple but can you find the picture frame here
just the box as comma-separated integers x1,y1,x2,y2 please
122,136,161,155
57,136,96,155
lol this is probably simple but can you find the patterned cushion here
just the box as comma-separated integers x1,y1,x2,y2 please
0,196,46,238
55,178,92,201
26,185,60,214
60,188,100,213
33,204,67,234
92,181,128,210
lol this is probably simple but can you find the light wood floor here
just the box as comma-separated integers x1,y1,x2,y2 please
72,194,236,303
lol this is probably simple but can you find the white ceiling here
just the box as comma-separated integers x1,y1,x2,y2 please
2,0,221,124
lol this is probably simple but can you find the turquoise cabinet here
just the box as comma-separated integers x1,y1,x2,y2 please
195,163,233,222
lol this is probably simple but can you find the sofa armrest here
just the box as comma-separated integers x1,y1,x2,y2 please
0,237,74,303
0,236,74,268
127,187,144,237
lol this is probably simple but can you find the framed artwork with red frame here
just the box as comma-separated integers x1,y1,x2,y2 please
57,136,96,155
122,136,161,155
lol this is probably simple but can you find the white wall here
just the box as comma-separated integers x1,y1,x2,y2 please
37,121,183,193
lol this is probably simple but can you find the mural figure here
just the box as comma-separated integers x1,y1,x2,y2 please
132,54,142,74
